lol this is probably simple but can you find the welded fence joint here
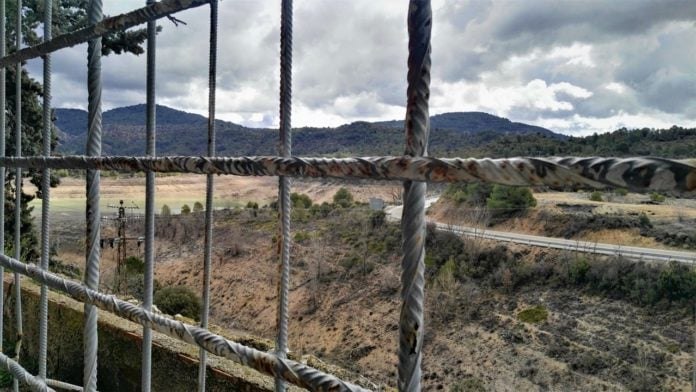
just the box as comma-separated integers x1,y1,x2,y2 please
0,0,211,68
0,253,369,392
0,155,694,194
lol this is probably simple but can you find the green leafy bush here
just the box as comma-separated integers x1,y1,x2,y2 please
486,185,536,217
160,204,171,216
333,187,354,208
124,256,144,275
517,305,548,324
193,201,204,212
154,286,201,320
181,204,191,214
291,192,313,209
589,191,603,202
650,192,665,203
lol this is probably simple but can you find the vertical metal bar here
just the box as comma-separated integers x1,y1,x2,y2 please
38,0,52,381
84,1,103,391
275,0,292,391
398,1,431,391
141,0,157,390
0,0,6,355
198,1,217,390
12,1,23,390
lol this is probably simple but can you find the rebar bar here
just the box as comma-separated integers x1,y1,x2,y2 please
398,2,432,390
38,0,52,381
141,0,157,390
13,2,24,390
198,1,218,390
276,1,293,390
84,0,103,390
1,155,693,194
0,0,6,354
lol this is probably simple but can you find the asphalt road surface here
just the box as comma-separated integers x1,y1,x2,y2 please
386,199,696,264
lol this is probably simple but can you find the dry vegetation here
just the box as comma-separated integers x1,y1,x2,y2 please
39,178,696,391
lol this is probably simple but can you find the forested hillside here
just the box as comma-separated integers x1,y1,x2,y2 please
54,104,696,158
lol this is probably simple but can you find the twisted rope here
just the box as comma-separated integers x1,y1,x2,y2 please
141,0,157,390
0,254,370,392
1,155,694,194
0,352,53,392
399,1,431,390
198,1,218,390
38,0,53,381
84,1,103,390
276,1,293,391
0,0,211,68
13,2,24,391
0,0,6,354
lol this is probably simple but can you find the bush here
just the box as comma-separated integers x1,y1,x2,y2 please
517,305,548,324
124,256,144,275
443,182,493,206
486,185,536,217
246,201,259,209
154,286,201,320
615,188,628,196
638,212,652,228
291,192,312,209
294,231,310,243
650,192,665,203
589,191,603,202
181,204,191,214
333,187,354,208
193,201,204,213
161,204,171,217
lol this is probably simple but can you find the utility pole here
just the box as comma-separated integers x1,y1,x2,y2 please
101,200,141,293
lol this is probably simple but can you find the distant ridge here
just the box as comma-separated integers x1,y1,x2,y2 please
54,104,564,157
375,111,560,139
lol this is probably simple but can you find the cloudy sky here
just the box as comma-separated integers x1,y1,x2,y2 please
25,0,696,135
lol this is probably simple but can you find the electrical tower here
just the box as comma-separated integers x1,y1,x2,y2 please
101,199,143,292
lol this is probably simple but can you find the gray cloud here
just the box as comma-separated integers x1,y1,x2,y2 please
21,0,696,135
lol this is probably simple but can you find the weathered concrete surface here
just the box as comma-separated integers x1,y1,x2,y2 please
2,275,275,391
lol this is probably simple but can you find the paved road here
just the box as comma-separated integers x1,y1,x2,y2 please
385,199,696,264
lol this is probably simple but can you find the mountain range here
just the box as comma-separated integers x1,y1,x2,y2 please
54,104,696,159
53,104,561,157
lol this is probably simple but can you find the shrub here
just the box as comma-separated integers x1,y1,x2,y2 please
517,305,548,324
294,231,310,243
181,204,191,214
650,192,665,203
333,187,354,208
124,256,144,275
615,188,628,196
193,201,204,212
154,286,201,320
486,185,536,217
291,192,313,209
443,182,493,206
589,191,603,202
246,201,259,209
638,212,652,228
161,204,171,217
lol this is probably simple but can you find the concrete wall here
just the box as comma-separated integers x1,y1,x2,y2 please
2,276,274,391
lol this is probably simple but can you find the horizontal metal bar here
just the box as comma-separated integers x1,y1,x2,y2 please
46,379,85,391
0,155,694,194
0,254,369,392
0,0,210,68
0,351,54,392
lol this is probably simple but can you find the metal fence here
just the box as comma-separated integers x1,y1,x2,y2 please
0,0,694,391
